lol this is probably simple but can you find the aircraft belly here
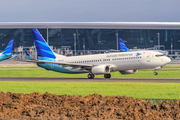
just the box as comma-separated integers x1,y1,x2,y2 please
116,61,139,71
138,60,159,69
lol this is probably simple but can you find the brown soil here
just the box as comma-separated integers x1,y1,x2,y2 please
0,92,179,120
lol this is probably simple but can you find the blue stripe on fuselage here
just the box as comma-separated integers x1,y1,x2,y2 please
0,54,11,61
37,63,80,74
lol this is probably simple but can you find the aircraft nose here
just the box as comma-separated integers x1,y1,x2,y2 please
164,57,171,64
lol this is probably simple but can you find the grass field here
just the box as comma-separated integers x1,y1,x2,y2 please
0,81,180,99
0,66,180,99
0,66,179,78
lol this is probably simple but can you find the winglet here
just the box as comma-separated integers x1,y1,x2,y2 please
119,38,129,52
24,49,34,60
2,40,14,55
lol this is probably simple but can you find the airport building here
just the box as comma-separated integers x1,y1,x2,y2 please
0,22,180,56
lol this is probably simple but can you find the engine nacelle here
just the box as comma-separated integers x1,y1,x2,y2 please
92,65,110,75
119,69,138,75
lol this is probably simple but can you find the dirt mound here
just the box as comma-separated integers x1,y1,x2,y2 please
0,92,180,120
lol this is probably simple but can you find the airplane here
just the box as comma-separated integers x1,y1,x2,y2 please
0,40,14,61
22,29,171,79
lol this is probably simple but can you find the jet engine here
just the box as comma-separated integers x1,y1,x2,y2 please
119,69,138,74
92,65,110,74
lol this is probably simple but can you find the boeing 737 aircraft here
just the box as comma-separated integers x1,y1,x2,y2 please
23,29,171,79
0,40,14,61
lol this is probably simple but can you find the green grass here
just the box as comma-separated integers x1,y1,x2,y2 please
0,66,179,99
0,68,179,78
0,66,39,68
0,81,180,99
164,66,180,68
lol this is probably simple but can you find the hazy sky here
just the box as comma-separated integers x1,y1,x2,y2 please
0,0,179,22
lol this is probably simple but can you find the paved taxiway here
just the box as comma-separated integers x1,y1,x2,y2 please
0,77,180,83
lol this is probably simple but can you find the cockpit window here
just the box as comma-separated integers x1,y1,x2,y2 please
155,54,164,57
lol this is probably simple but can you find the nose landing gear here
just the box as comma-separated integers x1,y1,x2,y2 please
154,71,158,75
153,66,162,75
154,70,158,75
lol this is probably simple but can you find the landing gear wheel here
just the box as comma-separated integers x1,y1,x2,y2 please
108,74,111,78
154,72,158,75
154,69,158,75
88,74,95,79
104,74,111,79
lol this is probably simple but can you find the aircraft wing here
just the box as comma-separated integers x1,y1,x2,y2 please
19,60,93,69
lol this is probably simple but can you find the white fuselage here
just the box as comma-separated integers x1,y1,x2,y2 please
44,50,171,73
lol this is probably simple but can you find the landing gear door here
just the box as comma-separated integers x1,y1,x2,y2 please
147,53,151,62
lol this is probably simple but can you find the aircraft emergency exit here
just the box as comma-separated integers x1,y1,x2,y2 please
23,29,171,79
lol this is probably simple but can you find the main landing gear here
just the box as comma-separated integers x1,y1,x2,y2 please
88,73,95,79
104,74,111,79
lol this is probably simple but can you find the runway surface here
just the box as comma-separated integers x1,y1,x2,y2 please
0,77,180,83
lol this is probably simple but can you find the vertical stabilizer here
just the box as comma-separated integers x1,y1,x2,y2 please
32,29,56,61
119,38,129,52
2,40,14,55
24,49,34,60
0,40,14,61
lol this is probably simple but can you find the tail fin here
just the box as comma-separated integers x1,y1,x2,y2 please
12,52,17,59
119,38,129,52
24,49,34,60
32,29,64,61
2,40,14,55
